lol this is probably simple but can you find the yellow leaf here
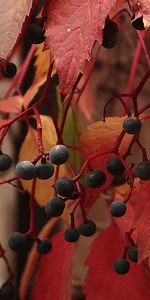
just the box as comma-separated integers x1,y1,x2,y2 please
18,115,66,206
34,44,51,82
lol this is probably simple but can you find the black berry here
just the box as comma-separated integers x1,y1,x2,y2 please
8,232,27,252
2,62,17,78
37,239,52,254
107,157,125,176
102,36,117,49
110,201,126,217
16,161,36,180
135,161,150,180
114,258,130,274
0,153,12,171
78,220,97,237
54,176,75,197
123,117,141,134
64,227,80,243
131,16,145,31
127,246,138,263
49,144,69,165
45,197,65,217
103,20,118,37
0,282,14,299
36,160,54,179
27,23,45,44
86,169,106,188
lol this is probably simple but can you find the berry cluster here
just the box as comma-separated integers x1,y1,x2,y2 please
114,245,138,275
64,220,97,243
8,231,52,255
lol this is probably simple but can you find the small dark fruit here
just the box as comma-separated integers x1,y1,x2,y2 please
49,144,69,165
86,169,106,188
102,36,117,49
0,282,15,299
2,62,17,78
54,176,75,197
0,153,12,171
27,23,45,44
64,227,80,243
16,161,36,180
37,239,52,254
131,16,145,31
110,201,126,217
123,117,141,134
78,220,97,237
36,160,54,179
103,20,118,37
135,160,150,180
45,197,65,217
127,246,138,263
107,157,125,176
114,258,130,274
8,232,27,252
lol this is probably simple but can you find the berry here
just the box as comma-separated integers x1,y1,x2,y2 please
49,144,69,165
0,153,12,171
103,20,118,37
78,220,97,237
123,117,141,134
0,282,14,299
27,23,45,44
16,161,36,180
2,62,17,78
110,201,126,217
64,227,80,243
114,258,130,274
86,169,106,188
54,176,75,197
127,246,138,263
37,239,52,254
102,36,117,49
8,232,27,252
36,160,54,179
107,157,125,176
131,16,145,31
45,197,65,217
135,161,150,180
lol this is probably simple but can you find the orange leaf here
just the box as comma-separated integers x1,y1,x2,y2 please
80,117,133,203
34,44,51,82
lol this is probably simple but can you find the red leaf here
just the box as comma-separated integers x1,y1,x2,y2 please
0,96,23,113
130,182,150,263
44,0,116,95
0,0,33,59
84,223,150,300
32,229,73,300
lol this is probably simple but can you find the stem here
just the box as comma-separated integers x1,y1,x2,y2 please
137,31,150,69
103,95,131,121
116,152,134,186
136,139,148,161
113,130,126,152
73,151,112,181
25,178,36,238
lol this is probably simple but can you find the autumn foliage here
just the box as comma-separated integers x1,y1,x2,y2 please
0,0,150,299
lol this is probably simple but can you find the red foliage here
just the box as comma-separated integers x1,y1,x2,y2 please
84,222,150,300
32,229,74,300
44,0,116,95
